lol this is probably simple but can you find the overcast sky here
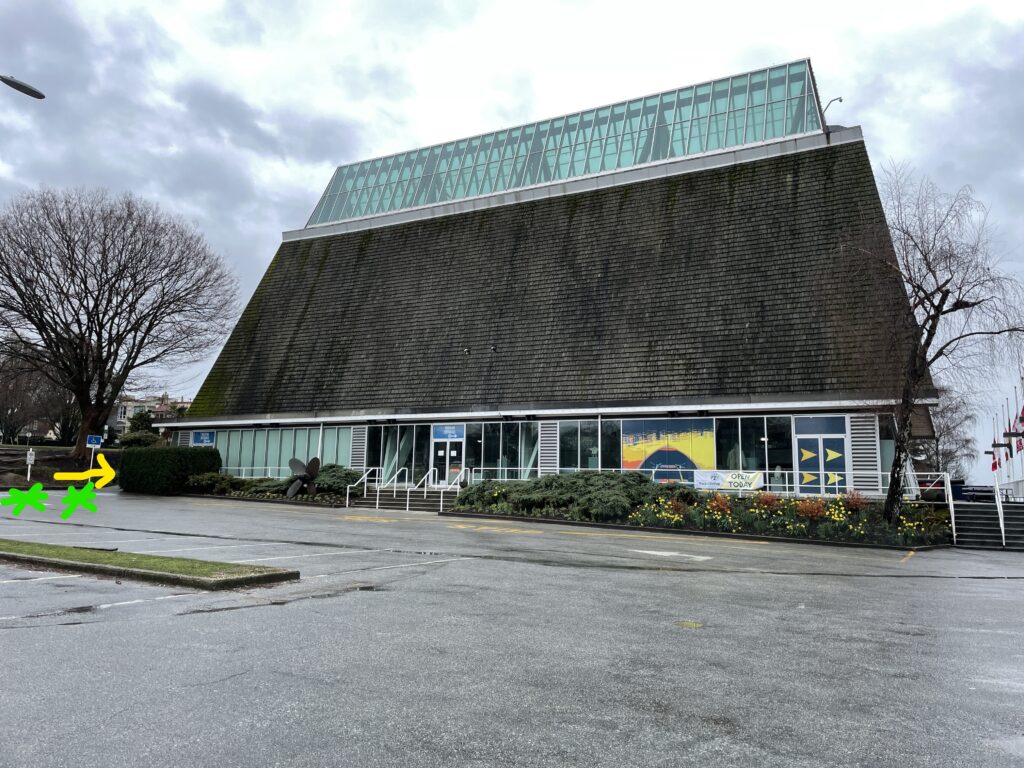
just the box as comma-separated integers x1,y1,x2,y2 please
2,1,1022,478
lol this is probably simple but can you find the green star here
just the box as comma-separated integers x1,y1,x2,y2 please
1,483,49,517
61,482,97,520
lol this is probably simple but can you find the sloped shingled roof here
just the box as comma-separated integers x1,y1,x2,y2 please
191,139,914,418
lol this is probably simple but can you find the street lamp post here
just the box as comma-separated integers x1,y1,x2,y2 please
1,74,45,99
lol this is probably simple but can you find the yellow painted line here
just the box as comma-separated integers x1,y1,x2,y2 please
447,524,543,535
900,550,916,564
556,530,767,545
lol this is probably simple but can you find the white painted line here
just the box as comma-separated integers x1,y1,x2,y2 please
41,537,194,546
310,556,476,578
628,549,713,562
98,592,203,610
229,549,385,563
133,544,270,554
0,532,110,538
0,574,82,584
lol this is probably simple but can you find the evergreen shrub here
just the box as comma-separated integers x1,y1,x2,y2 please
119,447,221,495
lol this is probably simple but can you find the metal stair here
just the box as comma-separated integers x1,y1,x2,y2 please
346,485,457,514
953,502,1024,550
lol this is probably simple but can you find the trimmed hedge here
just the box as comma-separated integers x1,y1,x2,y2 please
119,447,222,495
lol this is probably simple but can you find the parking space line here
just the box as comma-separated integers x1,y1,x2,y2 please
310,556,476,577
230,549,385,563
0,574,81,584
0,531,114,538
134,544,271,554
557,530,767,547
98,593,203,609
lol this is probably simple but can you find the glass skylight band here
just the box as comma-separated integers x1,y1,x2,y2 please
307,60,822,227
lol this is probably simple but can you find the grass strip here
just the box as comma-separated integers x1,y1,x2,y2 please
0,537,279,579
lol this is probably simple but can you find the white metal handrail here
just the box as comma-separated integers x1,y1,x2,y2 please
345,467,379,507
376,467,408,509
406,468,437,511
993,473,1007,548
440,468,467,509
220,465,295,479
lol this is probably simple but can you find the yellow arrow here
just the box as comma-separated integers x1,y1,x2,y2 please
54,453,116,490
826,473,844,485
801,472,817,484
826,449,843,462
800,448,817,462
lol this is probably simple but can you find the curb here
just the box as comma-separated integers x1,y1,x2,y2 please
0,552,300,590
179,493,343,508
439,511,952,551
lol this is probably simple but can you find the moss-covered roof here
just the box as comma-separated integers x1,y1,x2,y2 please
191,139,916,418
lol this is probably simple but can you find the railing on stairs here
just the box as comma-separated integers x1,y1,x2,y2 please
992,473,1008,548
376,467,408,510
345,467,380,508
440,468,467,511
405,468,437,512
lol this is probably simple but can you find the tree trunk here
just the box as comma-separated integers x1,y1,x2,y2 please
71,405,109,460
883,402,916,524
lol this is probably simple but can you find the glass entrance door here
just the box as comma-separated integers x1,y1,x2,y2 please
431,440,464,485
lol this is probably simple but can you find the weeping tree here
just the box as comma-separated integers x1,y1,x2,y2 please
866,164,1024,522
912,387,977,480
0,188,238,459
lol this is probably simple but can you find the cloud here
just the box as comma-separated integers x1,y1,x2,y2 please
840,10,1024,264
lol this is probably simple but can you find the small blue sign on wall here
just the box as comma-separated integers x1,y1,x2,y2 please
86,434,103,448
432,424,465,441
191,431,216,447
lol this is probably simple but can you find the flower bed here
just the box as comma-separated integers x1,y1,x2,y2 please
453,473,950,547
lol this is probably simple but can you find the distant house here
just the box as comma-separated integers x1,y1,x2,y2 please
174,59,934,493
109,393,192,433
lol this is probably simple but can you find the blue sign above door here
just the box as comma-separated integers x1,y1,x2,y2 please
432,424,465,440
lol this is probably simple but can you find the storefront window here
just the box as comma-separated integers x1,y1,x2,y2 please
715,418,740,469
580,420,599,469
559,421,580,471
741,417,767,471
501,422,520,470
483,423,501,468
601,419,621,469
766,417,793,491
465,423,482,469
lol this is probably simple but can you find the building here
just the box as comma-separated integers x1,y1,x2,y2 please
110,393,193,433
175,59,935,493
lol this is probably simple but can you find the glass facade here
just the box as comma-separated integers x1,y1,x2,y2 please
208,413,854,493
464,420,539,480
214,425,352,478
307,60,822,227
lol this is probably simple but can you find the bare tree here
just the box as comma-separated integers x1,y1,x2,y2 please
913,387,977,480
870,164,1024,521
0,189,238,458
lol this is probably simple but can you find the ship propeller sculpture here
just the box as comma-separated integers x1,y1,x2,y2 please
286,457,320,498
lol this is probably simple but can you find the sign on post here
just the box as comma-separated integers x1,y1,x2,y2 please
26,449,35,483
191,431,216,447
86,434,103,471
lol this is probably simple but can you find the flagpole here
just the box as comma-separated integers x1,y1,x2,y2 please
1011,385,1019,487
1004,401,1012,484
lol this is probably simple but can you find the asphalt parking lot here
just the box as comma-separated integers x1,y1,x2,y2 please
1,491,1023,767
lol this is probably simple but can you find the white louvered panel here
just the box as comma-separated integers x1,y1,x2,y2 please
351,426,367,470
176,431,190,447
850,414,881,494
538,422,560,476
